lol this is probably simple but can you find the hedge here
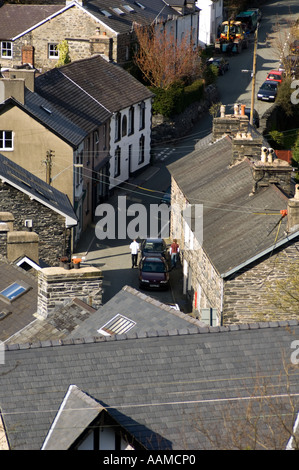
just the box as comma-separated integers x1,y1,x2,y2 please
150,79,205,118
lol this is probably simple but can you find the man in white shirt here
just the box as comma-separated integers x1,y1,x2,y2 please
130,239,139,268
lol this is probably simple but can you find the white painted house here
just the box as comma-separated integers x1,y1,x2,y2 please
109,98,153,189
196,0,223,46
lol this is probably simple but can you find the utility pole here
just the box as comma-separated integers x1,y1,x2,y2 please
250,27,258,126
45,150,54,185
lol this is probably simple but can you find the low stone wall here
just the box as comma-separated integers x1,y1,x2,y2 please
151,84,219,145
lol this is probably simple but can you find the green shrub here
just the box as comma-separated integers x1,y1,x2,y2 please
150,79,205,118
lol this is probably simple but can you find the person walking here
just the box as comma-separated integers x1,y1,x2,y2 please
169,239,180,268
130,239,139,268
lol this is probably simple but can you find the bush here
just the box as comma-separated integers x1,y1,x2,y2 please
150,79,205,118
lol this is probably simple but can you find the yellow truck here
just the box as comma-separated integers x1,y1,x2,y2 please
215,20,248,54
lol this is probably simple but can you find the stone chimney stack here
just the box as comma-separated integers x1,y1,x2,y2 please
250,148,294,196
37,265,103,319
7,231,39,263
0,78,25,104
287,184,299,233
7,68,35,92
213,103,249,142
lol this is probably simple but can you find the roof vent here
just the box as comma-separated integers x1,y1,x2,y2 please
97,314,136,336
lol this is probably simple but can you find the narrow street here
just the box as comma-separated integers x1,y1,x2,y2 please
75,0,299,310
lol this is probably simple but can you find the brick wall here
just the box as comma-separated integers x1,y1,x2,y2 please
0,181,72,265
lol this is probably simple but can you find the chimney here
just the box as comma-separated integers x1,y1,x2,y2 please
213,103,249,142
37,265,103,319
250,148,294,196
7,231,39,263
7,68,35,92
0,78,25,104
287,184,299,233
0,212,14,258
89,28,113,61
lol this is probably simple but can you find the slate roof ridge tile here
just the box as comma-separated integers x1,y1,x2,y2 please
5,320,299,351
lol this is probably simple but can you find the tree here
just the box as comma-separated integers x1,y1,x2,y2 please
56,40,71,67
133,24,202,89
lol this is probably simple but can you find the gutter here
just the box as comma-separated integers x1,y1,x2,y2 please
221,229,299,279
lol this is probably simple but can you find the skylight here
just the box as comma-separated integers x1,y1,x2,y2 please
123,5,135,13
0,282,29,301
135,2,145,9
112,7,125,15
101,9,112,18
97,314,136,336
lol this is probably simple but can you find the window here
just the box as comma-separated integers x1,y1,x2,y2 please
139,134,145,164
122,115,127,137
114,146,121,178
114,113,121,142
0,131,13,150
128,106,134,135
48,43,59,59
1,41,12,58
0,281,30,301
75,153,83,186
139,102,145,130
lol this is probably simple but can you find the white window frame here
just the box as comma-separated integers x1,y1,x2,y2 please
1,41,12,58
0,131,13,151
48,43,59,59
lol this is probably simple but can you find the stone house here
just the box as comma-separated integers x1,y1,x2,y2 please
0,54,153,244
0,0,200,72
168,105,299,325
0,152,77,264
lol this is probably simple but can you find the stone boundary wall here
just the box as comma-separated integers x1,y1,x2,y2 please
151,84,219,145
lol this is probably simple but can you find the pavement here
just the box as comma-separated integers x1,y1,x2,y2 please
74,165,191,314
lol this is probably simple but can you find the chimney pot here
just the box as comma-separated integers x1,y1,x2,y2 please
234,103,239,116
220,105,225,118
241,104,246,116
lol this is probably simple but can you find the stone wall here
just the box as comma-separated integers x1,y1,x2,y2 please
223,240,299,324
37,265,103,319
0,181,72,265
151,84,219,145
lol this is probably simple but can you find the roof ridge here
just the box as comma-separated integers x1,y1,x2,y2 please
5,319,299,351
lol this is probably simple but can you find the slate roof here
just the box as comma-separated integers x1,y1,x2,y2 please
0,1,199,41
0,153,77,227
1,320,299,450
0,257,38,342
67,285,203,338
5,285,202,344
167,135,295,277
34,55,154,126
0,4,63,40
82,0,192,34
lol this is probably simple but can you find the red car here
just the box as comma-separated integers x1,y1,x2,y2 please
138,256,170,290
266,70,284,83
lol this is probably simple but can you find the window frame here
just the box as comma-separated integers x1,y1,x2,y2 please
1,41,12,58
48,43,59,59
0,130,13,151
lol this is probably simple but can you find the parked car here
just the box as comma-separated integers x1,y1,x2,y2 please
138,256,170,290
160,186,171,205
140,238,168,259
266,70,284,83
207,57,229,75
244,108,260,128
257,81,278,102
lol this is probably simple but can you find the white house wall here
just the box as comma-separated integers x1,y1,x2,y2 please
196,0,223,46
109,99,152,189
